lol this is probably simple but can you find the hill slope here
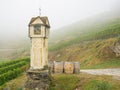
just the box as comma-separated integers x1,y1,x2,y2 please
49,11,120,51
49,11,120,68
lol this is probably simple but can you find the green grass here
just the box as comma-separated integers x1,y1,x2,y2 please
49,74,79,90
0,59,11,63
1,73,120,90
81,58,120,69
84,80,112,90
49,73,120,90
80,73,120,90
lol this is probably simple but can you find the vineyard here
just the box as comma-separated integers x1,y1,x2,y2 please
0,58,29,85
49,17,120,51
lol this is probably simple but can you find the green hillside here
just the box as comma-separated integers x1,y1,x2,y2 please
49,11,120,68
49,15,120,51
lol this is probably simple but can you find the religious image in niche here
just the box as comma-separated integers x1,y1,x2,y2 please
34,24,41,35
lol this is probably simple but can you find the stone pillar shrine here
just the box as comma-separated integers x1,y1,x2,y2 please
24,16,51,90
29,16,50,69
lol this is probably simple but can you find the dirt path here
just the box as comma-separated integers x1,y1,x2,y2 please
80,68,120,76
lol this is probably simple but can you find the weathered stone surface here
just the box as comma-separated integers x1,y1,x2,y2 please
110,42,120,57
74,62,80,74
48,61,54,73
29,16,50,70
30,38,48,69
54,61,64,73
24,69,51,90
64,62,74,74
48,61,80,74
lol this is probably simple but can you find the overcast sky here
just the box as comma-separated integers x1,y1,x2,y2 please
0,0,119,39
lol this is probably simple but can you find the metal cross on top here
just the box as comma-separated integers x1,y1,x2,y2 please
39,8,41,16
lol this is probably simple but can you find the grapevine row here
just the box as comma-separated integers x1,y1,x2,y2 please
0,58,29,68
0,65,28,85
0,61,27,74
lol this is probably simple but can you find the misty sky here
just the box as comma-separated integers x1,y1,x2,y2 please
0,0,119,39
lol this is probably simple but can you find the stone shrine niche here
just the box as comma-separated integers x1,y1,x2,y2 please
28,16,50,69
34,24,41,35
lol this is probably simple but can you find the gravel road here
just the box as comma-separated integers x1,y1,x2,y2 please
80,68,120,76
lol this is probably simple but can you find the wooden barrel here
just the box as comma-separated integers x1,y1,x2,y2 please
74,62,80,74
64,62,74,74
48,61,54,73
54,61,64,73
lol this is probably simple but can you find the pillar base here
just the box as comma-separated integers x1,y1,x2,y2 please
24,69,51,90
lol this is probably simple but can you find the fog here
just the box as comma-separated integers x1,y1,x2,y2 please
0,0,119,40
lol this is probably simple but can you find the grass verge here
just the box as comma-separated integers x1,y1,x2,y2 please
0,73,120,90
49,73,120,90
49,74,79,90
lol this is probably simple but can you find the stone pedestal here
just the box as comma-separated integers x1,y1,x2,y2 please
24,69,51,90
